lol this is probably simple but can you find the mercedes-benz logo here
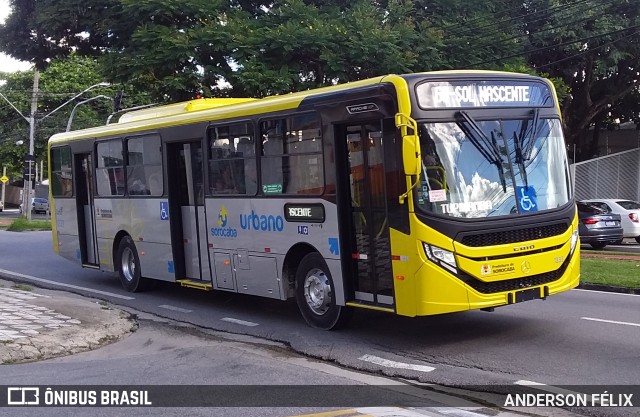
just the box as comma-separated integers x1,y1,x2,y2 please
521,260,532,274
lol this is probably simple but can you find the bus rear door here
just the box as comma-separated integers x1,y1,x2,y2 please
74,153,99,266
166,141,212,285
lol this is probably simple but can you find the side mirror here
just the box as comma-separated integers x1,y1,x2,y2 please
402,135,421,176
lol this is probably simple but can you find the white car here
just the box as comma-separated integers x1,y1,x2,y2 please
582,199,640,243
19,197,50,215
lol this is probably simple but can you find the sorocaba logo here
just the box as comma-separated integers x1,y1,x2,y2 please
218,206,228,227
211,205,237,238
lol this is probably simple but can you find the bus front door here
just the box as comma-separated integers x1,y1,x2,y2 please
340,123,395,308
74,153,98,266
167,141,211,283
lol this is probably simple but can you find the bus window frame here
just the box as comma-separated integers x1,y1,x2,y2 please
50,145,74,198
124,133,164,198
94,137,126,199
257,111,326,197
206,119,258,198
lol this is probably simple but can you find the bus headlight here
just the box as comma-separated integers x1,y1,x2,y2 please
569,229,579,256
423,243,458,274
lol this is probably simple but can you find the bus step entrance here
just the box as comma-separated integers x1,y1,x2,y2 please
345,301,395,314
177,279,213,291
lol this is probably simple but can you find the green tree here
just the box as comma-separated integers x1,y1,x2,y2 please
0,0,120,69
2,0,638,157
519,0,640,160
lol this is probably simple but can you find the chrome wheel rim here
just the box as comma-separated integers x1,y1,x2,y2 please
121,247,136,282
303,268,332,316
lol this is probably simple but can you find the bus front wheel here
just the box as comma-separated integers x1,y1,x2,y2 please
117,236,151,292
295,252,351,330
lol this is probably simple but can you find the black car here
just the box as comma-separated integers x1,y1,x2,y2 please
577,201,624,249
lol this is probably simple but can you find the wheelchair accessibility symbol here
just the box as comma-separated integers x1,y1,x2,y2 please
160,202,169,220
516,186,538,212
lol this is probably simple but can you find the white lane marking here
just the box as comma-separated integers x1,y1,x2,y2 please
515,380,546,386
573,289,640,297
358,354,435,372
435,409,495,417
515,380,582,396
158,304,193,313
221,317,259,327
581,317,640,327
514,379,614,406
0,268,135,300
356,407,461,417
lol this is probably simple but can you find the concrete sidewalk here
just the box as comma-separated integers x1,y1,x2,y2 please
0,279,136,364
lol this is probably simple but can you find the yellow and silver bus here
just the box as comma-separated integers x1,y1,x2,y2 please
48,71,580,329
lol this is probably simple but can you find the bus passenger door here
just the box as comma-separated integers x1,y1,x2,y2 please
74,153,98,266
167,141,211,282
338,122,395,308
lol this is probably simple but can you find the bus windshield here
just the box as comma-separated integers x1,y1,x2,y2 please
416,116,571,218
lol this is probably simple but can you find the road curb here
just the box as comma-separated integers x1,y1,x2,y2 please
0,280,137,364
577,283,640,295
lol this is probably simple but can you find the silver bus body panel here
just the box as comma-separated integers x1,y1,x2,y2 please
53,199,82,264
56,194,345,304
234,254,281,299
205,197,344,304
94,198,175,281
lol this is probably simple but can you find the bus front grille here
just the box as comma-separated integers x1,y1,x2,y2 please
457,252,572,294
460,222,569,247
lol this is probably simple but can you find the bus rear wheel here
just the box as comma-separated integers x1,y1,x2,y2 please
295,253,351,330
117,236,152,292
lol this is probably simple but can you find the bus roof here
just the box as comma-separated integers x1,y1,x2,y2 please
48,70,546,145
116,98,258,124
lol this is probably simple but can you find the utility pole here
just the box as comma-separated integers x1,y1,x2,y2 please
1,167,7,211
22,69,39,221
2,74,110,220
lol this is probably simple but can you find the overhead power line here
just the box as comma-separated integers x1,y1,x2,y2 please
535,30,640,69
445,0,596,37
468,0,618,45
469,23,640,67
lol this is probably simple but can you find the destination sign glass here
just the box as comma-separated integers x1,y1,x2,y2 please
284,203,325,223
416,80,553,109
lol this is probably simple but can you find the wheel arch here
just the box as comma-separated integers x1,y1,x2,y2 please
112,230,132,269
283,243,320,299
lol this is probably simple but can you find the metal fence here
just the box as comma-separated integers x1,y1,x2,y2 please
571,148,640,201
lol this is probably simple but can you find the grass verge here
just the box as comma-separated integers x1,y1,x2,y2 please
5,218,52,232
580,257,640,289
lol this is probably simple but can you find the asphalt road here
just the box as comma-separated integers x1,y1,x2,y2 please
1,230,639,417
3,316,489,417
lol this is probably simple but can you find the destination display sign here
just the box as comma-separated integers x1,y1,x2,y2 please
416,80,552,109
284,203,325,223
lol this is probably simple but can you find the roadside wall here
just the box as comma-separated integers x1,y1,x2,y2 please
571,148,640,201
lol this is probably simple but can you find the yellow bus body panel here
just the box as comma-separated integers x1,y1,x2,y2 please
392,214,580,317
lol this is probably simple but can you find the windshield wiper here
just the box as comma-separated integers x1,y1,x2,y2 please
455,111,506,192
513,128,528,188
525,108,539,160
514,108,540,188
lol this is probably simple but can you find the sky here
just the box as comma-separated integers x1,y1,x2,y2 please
0,0,32,73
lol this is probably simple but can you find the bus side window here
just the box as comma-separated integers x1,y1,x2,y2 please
126,135,162,196
208,123,255,195
262,127,284,193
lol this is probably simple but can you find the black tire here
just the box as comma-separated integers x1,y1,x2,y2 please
116,236,153,292
590,242,607,250
295,252,352,330
613,239,623,245
636,237,640,244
